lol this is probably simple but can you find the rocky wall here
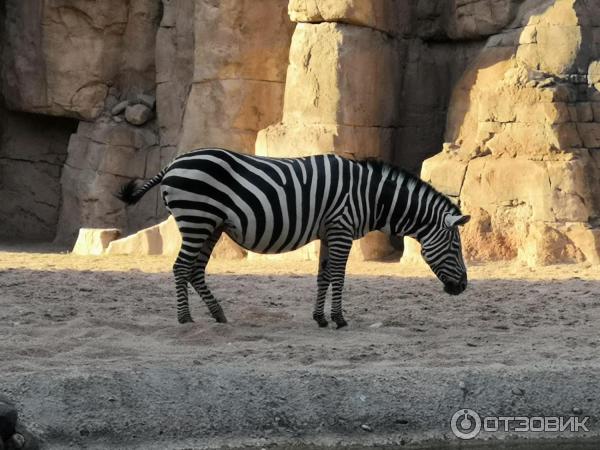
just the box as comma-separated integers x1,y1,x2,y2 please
1,0,160,121
0,108,77,241
0,0,294,244
55,119,162,243
422,0,600,265
2,0,600,265
254,1,512,259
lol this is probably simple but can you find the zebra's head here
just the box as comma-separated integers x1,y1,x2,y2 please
418,213,470,296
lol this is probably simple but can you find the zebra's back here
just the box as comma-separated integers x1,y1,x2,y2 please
160,148,354,254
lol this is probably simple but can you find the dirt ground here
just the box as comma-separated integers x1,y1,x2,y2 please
1,245,599,448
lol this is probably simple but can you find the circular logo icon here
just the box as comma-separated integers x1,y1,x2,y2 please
451,409,482,440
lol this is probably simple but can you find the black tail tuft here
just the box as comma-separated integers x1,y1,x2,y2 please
115,180,141,205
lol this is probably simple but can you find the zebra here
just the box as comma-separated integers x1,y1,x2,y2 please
117,147,470,328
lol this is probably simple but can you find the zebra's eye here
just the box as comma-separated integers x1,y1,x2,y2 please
441,275,448,283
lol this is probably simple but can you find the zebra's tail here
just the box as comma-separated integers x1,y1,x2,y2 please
116,168,167,205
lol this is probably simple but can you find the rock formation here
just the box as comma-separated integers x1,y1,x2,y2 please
422,0,600,265
0,0,294,245
1,0,599,265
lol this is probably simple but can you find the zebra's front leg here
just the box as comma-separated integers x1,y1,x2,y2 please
190,229,227,323
327,232,353,329
313,241,330,327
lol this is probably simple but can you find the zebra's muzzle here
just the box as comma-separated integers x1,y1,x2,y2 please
443,276,467,295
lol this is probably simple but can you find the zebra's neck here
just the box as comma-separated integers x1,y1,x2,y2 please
368,164,458,240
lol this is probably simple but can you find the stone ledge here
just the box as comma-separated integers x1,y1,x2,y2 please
3,365,599,448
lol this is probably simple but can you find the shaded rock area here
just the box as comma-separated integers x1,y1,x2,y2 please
0,0,294,245
55,119,162,243
0,0,599,264
0,108,77,241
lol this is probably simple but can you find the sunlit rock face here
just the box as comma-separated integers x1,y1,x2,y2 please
423,0,600,265
1,0,599,264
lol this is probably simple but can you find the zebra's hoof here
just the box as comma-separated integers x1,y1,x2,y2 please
178,316,194,324
332,315,348,329
316,318,329,327
313,313,328,327
214,313,228,323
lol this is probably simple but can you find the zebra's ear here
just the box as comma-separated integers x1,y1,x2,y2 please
444,214,471,228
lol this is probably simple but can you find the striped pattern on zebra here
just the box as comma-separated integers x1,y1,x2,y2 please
117,148,470,328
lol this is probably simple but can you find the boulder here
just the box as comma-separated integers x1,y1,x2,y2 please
288,0,411,36
106,216,180,256
111,100,129,116
72,228,121,255
518,223,585,266
125,104,153,126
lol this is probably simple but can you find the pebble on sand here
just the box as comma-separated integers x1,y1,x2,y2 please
512,387,525,396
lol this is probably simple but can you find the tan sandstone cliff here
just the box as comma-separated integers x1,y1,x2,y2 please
423,0,600,264
1,0,598,265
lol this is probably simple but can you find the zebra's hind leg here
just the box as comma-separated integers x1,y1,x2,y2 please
173,254,196,324
189,228,227,323
327,230,353,329
172,226,215,324
313,241,330,327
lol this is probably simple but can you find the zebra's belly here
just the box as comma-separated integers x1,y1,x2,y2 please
224,224,322,255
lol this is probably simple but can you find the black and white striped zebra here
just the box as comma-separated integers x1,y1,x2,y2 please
118,148,470,328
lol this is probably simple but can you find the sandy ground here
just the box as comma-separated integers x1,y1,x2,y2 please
1,245,600,448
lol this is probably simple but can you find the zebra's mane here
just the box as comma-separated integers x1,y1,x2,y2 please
358,158,462,215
